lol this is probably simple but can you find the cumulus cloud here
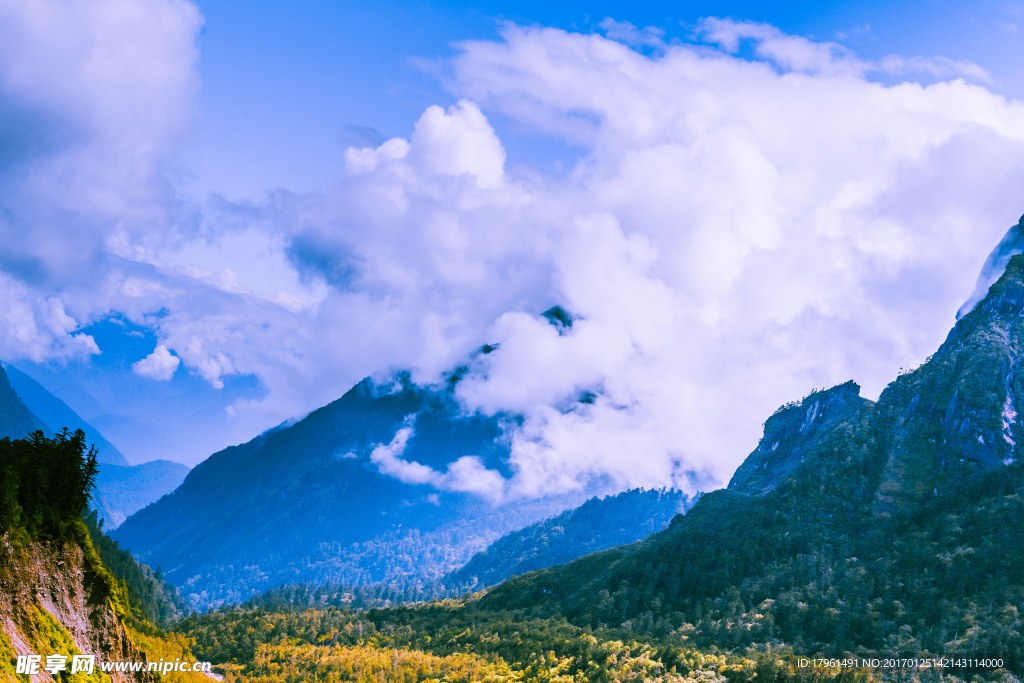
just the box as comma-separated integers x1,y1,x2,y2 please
0,0,201,361
4,12,1024,496
133,344,180,380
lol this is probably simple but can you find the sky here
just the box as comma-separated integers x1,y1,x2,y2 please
2,0,1024,501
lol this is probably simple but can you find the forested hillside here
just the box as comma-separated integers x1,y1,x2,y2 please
447,487,694,590
469,255,1024,676
160,258,1024,683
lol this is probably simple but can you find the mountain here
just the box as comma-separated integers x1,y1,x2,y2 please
0,362,190,529
91,460,191,529
113,373,585,608
958,212,1024,319
222,487,694,612
2,361,129,466
446,488,694,591
476,251,1024,670
0,363,46,440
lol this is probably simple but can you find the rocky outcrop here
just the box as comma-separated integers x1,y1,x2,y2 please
0,528,155,682
728,381,870,496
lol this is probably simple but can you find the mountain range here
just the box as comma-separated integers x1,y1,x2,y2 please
113,367,684,607
168,239,1024,681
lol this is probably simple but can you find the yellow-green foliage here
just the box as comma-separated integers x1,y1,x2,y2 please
1,631,16,678
211,641,834,683
236,643,522,683
20,605,112,683
128,626,212,683
72,519,134,625
178,605,866,683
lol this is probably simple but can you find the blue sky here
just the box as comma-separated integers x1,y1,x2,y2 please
183,0,1024,200
3,0,1024,497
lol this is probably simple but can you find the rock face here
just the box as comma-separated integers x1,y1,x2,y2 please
867,253,1024,515
0,529,156,682
729,381,870,496
733,254,1024,509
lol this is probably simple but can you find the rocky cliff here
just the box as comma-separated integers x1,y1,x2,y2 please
1,525,156,682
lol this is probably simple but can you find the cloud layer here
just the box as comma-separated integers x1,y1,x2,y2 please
3,9,1024,495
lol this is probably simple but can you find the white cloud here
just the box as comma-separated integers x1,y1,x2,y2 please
4,13,1024,497
370,425,437,485
133,344,180,381
369,422,506,501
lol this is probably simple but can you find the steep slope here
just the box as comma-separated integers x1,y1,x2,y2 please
480,254,1024,669
447,488,693,591
0,364,46,440
1,431,209,683
2,362,129,466
0,362,189,529
113,374,579,607
1,527,157,683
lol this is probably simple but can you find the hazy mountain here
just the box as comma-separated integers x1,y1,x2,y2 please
223,488,694,612
2,361,130,466
91,460,190,529
113,373,586,608
478,252,1024,669
0,364,46,440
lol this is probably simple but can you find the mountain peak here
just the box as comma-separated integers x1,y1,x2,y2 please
959,251,1024,324
956,212,1024,320
728,380,868,496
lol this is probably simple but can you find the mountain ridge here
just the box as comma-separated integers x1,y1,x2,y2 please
472,253,1024,669
113,374,586,607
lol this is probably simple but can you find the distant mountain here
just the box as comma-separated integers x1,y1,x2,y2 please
0,363,46,440
2,361,129,466
91,460,190,529
447,488,694,591
0,361,189,529
479,247,1024,668
113,373,585,608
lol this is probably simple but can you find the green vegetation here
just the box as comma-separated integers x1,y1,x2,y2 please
0,428,207,682
467,258,1024,681
176,601,868,683
448,488,692,591
83,508,191,628
0,428,98,537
